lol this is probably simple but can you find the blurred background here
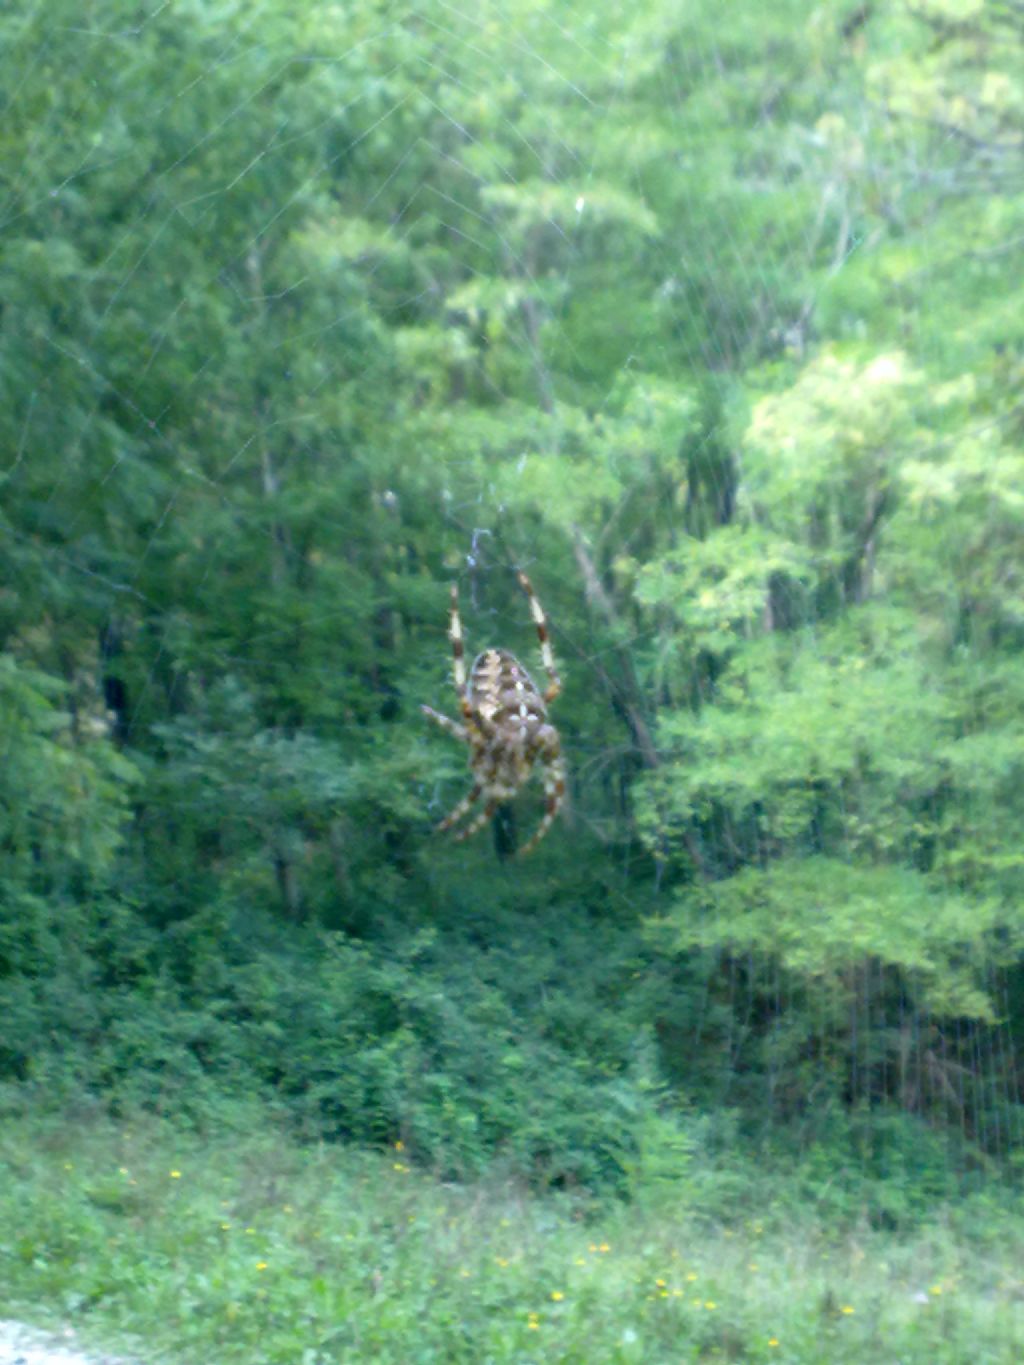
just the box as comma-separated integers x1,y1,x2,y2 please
2,0,1023,1222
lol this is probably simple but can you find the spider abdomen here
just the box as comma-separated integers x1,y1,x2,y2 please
469,649,547,727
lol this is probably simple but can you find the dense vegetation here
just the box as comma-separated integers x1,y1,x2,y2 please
3,1116,1022,1364
2,0,1024,1217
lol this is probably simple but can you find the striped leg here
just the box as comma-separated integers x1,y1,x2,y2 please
448,583,473,722
518,737,566,857
452,798,498,844
436,782,482,833
421,704,467,742
517,571,561,703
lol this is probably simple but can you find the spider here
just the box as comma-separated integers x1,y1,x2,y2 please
421,570,566,855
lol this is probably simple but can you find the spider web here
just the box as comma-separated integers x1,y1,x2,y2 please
3,0,1024,1180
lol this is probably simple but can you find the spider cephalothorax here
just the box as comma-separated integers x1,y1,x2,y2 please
421,571,566,855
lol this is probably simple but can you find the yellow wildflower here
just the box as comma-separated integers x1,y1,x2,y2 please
550,1290,564,1301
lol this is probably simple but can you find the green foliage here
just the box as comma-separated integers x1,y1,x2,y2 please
2,1116,1023,1365
2,0,1024,1200
0,654,142,1082
3,873,662,1192
0,655,137,894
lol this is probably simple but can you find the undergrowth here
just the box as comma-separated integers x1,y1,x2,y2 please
1,1111,1022,1364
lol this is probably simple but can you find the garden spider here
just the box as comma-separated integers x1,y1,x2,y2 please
421,571,566,855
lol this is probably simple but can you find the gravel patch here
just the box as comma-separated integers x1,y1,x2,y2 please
0,1322,139,1365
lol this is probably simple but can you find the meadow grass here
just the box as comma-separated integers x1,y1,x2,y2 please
1,1112,1022,1364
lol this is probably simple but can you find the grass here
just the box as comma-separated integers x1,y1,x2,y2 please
1,1112,1023,1364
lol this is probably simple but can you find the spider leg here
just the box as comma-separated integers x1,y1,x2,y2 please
421,704,467,742
517,571,561,704
518,735,566,857
435,782,483,833
452,797,499,844
448,583,474,723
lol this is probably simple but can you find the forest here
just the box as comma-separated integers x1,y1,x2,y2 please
2,0,1024,1357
